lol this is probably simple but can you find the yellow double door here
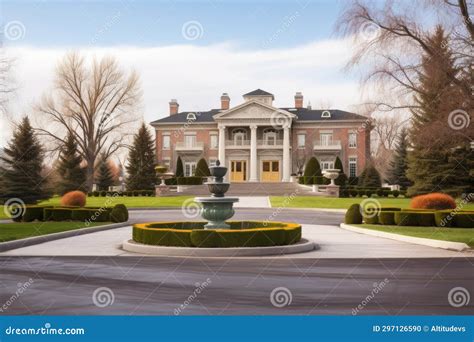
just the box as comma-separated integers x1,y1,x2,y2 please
230,160,280,182
230,160,247,182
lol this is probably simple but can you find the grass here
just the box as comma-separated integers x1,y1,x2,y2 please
358,224,474,248
0,221,108,243
270,196,474,210
39,196,194,208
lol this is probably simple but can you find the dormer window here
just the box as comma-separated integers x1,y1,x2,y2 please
186,112,196,121
321,110,331,118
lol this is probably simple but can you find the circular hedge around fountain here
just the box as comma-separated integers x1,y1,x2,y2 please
132,221,301,248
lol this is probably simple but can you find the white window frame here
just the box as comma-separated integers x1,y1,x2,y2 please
349,157,357,178
210,134,218,149
320,133,333,146
186,112,196,121
321,161,334,170
232,129,247,146
348,132,357,148
184,162,197,177
162,135,170,150
297,134,306,148
321,110,331,118
184,134,197,147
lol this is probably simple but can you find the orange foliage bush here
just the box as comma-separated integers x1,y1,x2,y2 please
410,193,456,210
60,191,87,207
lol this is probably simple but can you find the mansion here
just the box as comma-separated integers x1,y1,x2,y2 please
151,89,371,182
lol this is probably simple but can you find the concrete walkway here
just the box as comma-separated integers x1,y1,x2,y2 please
2,224,472,258
233,196,270,208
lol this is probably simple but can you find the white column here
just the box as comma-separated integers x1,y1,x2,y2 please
282,123,291,182
249,125,258,182
218,125,226,167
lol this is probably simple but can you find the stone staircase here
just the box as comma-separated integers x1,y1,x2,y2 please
177,182,324,196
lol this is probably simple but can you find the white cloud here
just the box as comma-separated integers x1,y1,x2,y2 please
2,38,366,146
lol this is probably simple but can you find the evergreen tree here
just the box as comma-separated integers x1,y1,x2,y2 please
194,158,210,177
96,155,114,191
334,156,347,186
0,117,50,203
440,143,474,196
387,128,411,189
126,123,157,191
175,156,184,177
303,157,322,177
407,26,464,196
358,163,382,188
56,132,87,194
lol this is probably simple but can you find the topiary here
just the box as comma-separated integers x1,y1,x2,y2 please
410,193,456,210
110,204,129,223
345,204,363,224
60,191,86,207
303,157,322,178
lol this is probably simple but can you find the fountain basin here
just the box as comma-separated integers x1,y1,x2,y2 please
131,221,302,248
204,183,230,197
194,197,239,229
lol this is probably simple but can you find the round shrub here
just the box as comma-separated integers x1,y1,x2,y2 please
110,204,129,223
345,204,363,224
60,191,86,207
410,193,456,210
392,190,400,198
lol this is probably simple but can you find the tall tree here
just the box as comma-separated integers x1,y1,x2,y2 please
334,156,347,186
407,27,464,196
175,156,184,178
194,158,210,177
358,163,382,188
96,155,114,191
126,123,156,191
56,132,87,194
36,52,142,190
0,117,50,203
303,157,322,177
387,128,411,189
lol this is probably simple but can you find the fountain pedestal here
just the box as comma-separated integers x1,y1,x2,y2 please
322,169,340,198
194,160,238,229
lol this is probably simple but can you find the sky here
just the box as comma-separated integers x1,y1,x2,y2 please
0,0,372,147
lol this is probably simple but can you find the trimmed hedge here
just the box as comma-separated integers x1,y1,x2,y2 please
87,190,155,197
44,208,74,221
298,176,330,185
378,211,396,225
70,208,111,222
345,204,362,224
455,213,474,228
22,205,53,222
177,177,204,185
132,221,302,248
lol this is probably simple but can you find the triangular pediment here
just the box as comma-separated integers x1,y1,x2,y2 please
214,100,296,121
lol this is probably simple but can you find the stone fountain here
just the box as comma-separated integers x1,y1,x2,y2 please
194,160,239,229
322,168,340,197
155,165,174,196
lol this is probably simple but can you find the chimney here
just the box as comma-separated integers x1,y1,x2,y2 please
221,93,230,110
169,99,179,115
307,101,312,110
294,92,303,108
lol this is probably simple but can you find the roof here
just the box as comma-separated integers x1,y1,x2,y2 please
242,89,274,99
150,107,368,125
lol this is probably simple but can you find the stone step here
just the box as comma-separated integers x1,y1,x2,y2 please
177,182,323,196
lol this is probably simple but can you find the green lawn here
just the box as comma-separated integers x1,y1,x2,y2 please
270,196,474,210
358,224,474,247
39,196,194,208
0,221,108,243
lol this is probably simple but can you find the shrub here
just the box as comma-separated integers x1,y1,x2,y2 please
22,206,51,222
376,189,384,197
110,204,129,223
392,190,400,198
363,214,378,224
44,208,73,221
345,204,363,224
410,193,456,210
71,208,111,222
365,190,373,198
349,189,358,197
93,191,99,197
434,211,455,227
60,191,87,207
394,211,435,226
416,212,436,227
454,213,474,228
303,157,322,178
378,211,396,225
100,190,107,197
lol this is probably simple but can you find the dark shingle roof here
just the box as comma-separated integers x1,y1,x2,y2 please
243,89,274,99
150,107,367,125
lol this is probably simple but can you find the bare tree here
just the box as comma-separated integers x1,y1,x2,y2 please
36,52,142,190
0,46,16,116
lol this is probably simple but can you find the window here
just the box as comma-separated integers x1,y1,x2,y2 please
263,128,278,145
210,135,218,149
321,110,331,118
321,161,334,170
232,129,247,146
320,133,333,146
162,135,170,150
297,134,306,148
185,135,196,147
349,157,357,177
349,132,357,148
185,162,197,177
186,112,196,121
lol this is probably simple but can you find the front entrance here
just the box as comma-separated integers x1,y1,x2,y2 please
261,160,280,182
230,160,247,182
